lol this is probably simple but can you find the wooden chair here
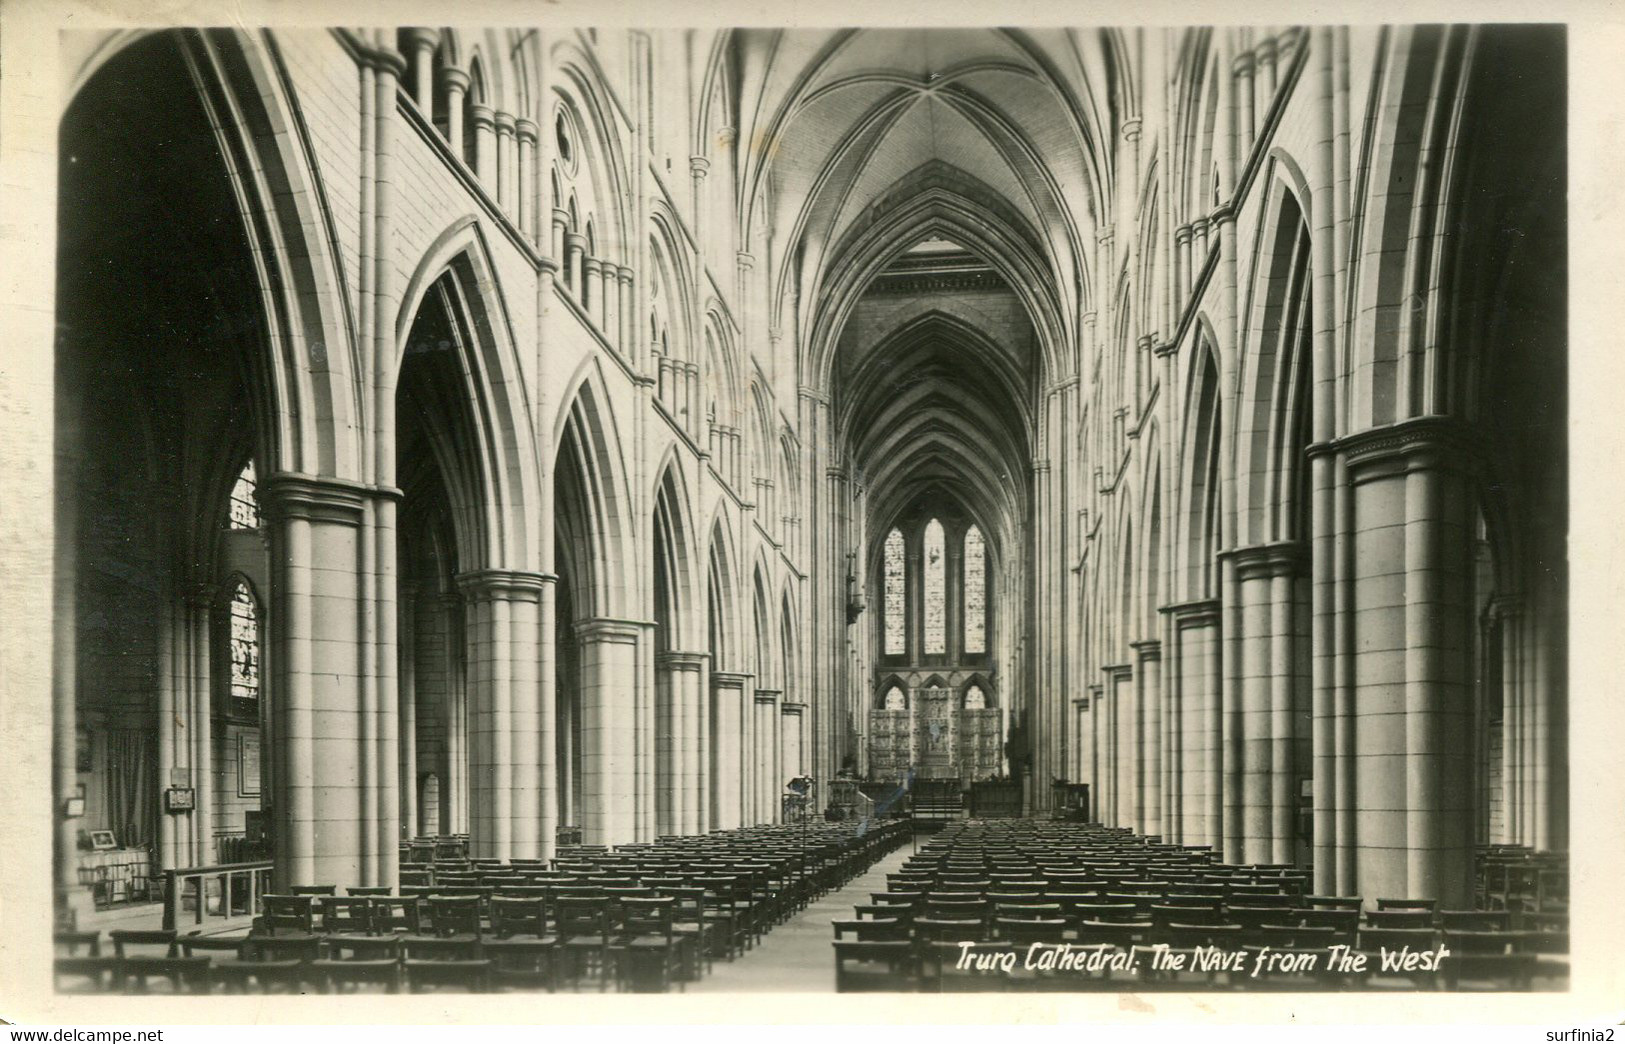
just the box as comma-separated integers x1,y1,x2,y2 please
53,957,117,993
1440,910,1511,932
369,897,423,935
54,930,101,956
289,885,338,897
402,957,492,993
347,886,393,897
555,895,614,991
320,896,376,935
313,958,400,993
832,940,915,992
1365,909,1435,929
259,895,317,935
424,895,482,939
613,896,680,993
109,930,178,959
665,886,716,979
119,957,213,994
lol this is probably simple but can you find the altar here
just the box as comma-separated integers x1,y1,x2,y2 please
868,687,1003,782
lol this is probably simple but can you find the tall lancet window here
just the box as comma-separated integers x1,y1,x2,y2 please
883,685,906,711
883,528,906,655
228,580,260,706
229,460,259,529
964,524,986,654
923,519,946,655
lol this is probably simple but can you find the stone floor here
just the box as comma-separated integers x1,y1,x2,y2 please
687,832,921,992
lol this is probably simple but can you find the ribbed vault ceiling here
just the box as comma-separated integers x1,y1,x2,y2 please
730,27,1120,553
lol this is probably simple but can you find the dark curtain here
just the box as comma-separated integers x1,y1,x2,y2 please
103,729,156,850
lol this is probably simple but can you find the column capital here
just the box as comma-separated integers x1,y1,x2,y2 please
754,689,782,705
1153,340,1178,358
1333,416,1480,477
1102,663,1133,681
1160,597,1221,627
1191,215,1211,235
438,66,470,93
1223,540,1305,580
564,231,587,252
400,27,441,51
716,125,738,147
781,702,805,715
468,103,495,130
493,110,516,135
574,617,647,643
1120,117,1143,141
1136,334,1155,352
656,650,709,671
582,256,603,276
1232,51,1256,75
514,117,539,144
354,37,407,78
1174,223,1193,245
689,155,711,177
617,265,635,284
710,671,752,689
736,251,756,271
454,568,554,601
260,473,393,526
1130,638,1163,662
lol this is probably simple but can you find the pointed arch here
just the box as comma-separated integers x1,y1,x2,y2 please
553,361,633,619
395,223,541,570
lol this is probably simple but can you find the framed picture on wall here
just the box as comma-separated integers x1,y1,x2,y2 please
238,731,260,798
88,830,116,851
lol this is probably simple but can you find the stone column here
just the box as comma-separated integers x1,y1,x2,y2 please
440,68,469,161
1341,419,1476,906
494,111,515,212
1132,639,1162,837
551,209,570,271
710,672,749,829
617,266,636,354
398,580,418,841
442,592,469,835
660,651,706,835
1234,51,1256,157
581,256,601,324
470,104,496,188
260,474,389,888
564,232,586,299
756,690,782,823
515,117,537,237
403,28,439,116
1164,600,1221,847
1174,224,1193,303
1229,542,1304,864
575,618,640,845
782,702,805,780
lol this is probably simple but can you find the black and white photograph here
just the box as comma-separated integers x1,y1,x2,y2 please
0,0,1620,1030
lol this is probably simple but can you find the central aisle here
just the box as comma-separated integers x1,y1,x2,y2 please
687,830,921,992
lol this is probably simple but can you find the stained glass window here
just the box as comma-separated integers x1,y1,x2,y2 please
883,528,906,655
965,684,986,710
883,686,906,711
964,524,986,654
923,519,945,655
229,581,259,705
229,460,259,530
